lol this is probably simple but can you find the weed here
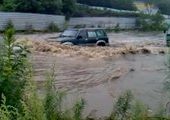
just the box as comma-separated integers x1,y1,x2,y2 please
0,28,30,111
25,23,34,34
73,99,85,120
46,22,60,32
110,91,133,120
4,20,14,31
114,23,120,33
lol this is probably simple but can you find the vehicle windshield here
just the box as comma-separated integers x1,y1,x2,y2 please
61,30,78,37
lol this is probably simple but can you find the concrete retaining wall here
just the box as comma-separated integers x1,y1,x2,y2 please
0,12,65,31
69,17,137,29
0,12,137,30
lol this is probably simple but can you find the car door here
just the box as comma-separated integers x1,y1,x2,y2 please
96,29,108,42
87,30,98,45
77,30,88,45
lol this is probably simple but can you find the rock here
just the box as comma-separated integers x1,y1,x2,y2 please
130,68,135,72
159,50,165,54
129,50,138,54
121,51,126,55
141,48,151,54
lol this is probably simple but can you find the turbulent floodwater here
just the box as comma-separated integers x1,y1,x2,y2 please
0,31,168,117
11,31,168,117
32,53,170,117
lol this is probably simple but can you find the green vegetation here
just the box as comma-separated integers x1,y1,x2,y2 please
46,22,60,32
4,20,14,31
0,28,85,120
73,5,139,17
0,0,76,16
0,0,139,17
1,0,170,16
0,28,29,110
108,91,169,120
77,0,136,11
136,12,167,31
114,23,121,32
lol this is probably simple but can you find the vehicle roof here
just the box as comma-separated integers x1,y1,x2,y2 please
66,28,105,31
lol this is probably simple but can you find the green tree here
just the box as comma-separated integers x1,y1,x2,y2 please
136,12,166,31
62,0,76,19
0,0,3,4
77,0,136,10
0,0,16,11
40,0,62,14
14,0,42,13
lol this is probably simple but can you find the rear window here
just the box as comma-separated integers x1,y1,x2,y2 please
96,30,106,37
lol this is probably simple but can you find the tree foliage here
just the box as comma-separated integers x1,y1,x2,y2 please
0,0,76,15
77,0,136,10
39,0,63,14
136,12,167,31
62,0,76,18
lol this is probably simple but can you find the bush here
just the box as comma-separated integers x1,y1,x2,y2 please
0,65,85,120
114,23,120,32
46,22,60,32
77,0,136,11
110,91,133,120
136,12,167,31
73,5,139,17
25,23,34,34
4,20,14,31
0,28,30,111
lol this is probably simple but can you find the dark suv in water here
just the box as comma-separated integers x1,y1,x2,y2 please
57,28,109,46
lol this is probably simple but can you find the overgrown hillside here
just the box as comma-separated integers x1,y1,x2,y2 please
0,0,139,17
0,0,170,17
77,0,137,11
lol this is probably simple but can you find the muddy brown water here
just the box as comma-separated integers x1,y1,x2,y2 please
0,31,168,117
32,52,170,118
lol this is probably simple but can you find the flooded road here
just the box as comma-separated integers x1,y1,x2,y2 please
32,53,170,117
13,31,169,117
0,30,168,118
109,32,165,46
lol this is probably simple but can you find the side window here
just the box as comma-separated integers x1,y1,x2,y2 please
78,30,87,39
87,31,97,38
96,30,106,37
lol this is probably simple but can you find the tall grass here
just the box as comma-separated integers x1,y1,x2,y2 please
108,91,170,120
0,28,30,111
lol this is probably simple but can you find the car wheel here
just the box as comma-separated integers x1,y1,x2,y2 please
62,42,74,46
96,40,106,46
